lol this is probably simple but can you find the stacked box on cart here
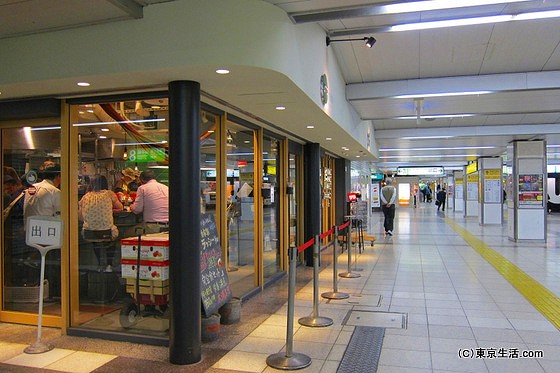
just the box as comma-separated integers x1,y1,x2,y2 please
120,234,169,261
120,259,169,280
125,278,169,295
120,234,169,280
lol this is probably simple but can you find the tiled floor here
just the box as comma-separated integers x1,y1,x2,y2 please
1,203,560,372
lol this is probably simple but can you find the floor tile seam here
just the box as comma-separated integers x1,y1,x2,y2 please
444,218,560,332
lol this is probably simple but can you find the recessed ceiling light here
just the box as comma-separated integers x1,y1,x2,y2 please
207,130,215,133
244,140,250,144
77,82,90,87
326,137,332,141
276,106,286,111
99,135,107,139
216,69,230,74
101,128,110,132
306,125,315,129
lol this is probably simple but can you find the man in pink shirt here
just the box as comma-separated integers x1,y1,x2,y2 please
131,170,169,234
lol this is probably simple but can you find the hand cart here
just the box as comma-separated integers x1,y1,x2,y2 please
119,227,169,328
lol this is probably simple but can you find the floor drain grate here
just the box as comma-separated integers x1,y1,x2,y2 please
337,326,385,373
343,310,407,329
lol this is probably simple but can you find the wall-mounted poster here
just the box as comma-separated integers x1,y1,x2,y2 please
466,173,478,201
518,174,543,206
484,169,502,203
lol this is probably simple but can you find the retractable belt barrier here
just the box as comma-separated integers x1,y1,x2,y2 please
267,219,363,370
339,218,362,279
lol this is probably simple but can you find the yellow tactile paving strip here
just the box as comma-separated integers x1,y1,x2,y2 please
445,218,560,332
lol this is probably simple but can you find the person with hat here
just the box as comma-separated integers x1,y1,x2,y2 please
114,167,138,195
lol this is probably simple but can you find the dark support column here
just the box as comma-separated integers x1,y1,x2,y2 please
168,81,201,364
335,158,350,225
304,143,321,266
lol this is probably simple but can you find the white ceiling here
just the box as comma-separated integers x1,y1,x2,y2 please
266,0,560,172
2,0,560,173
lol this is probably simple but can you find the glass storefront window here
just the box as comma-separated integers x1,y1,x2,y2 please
70,99,222,336
72,99,172,336
262,135,281,281
3,125,62,315
225,121,256,296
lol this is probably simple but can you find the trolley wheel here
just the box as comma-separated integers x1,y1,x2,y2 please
119,303,140,328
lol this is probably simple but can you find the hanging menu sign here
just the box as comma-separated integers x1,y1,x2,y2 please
200,213,232,316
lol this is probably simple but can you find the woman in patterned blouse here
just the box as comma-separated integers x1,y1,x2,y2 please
79,175,123,272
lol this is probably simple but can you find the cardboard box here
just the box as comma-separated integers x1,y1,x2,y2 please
120,233,169,261
126,283,169,296
121,259,169,280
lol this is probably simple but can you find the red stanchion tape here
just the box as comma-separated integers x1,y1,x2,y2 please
320,227,335,240
338,220,350,230
297,237,315,253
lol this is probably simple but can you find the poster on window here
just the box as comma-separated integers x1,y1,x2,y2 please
371,182,380,208
518,174,543,205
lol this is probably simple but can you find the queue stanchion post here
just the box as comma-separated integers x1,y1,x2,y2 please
339,219,360,279
266,246,311,370
299,235,333,327
322,225,349,300
352,220,364,272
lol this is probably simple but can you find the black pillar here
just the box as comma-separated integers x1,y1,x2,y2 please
304,143,321,266
168,81,201,364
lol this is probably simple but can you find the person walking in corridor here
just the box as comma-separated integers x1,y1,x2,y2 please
436,185,447,212
381,178,397,236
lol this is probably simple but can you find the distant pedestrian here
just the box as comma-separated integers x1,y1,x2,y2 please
436,186,446,211
381,178,397,236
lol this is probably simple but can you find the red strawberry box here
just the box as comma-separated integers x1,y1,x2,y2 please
121,234,169,261
120,259,169,280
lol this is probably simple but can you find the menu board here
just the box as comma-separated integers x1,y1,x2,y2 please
518,174,543,206
200,213,232,316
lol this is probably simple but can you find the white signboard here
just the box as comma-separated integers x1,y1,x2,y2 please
397,167,444,176
26,216,63,249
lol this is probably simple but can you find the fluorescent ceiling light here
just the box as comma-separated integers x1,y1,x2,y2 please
382,0,530,14
401,135,454,139
394,91,492,99
115,140,167,146
380,146,496,151
72,118,165,126
390,10,560,32
380,154,481,159
29,126,62,131
396,114,476,119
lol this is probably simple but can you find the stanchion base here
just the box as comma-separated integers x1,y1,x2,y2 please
24,341,54,354
321,291,349,300
339,272,361,278
298,316,333,327
353,267,364,272
267,352,312,370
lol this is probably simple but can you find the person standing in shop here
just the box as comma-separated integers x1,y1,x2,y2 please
131,170,169,234
23,161,62,297
381,178,397,236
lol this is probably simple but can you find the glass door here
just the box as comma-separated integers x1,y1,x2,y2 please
225,120,256,296
2,125,62,319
